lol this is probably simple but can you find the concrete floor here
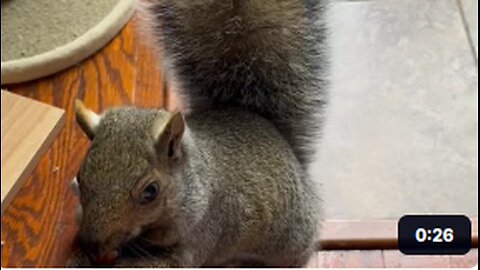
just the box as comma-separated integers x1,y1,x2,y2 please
310,0,478,219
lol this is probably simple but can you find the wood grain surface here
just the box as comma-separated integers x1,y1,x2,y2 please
0,14,477,268
306,249,478,268
1,16,168,267
1,91,65,215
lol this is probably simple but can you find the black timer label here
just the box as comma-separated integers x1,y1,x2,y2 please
398,215,471,255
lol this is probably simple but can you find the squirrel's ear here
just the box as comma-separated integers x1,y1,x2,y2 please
152,110,185,163
75,99,101,140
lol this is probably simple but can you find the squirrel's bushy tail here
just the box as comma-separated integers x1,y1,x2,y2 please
140,0,330,167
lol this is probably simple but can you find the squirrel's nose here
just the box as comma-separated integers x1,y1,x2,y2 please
84,242,119,265
78,235,119,265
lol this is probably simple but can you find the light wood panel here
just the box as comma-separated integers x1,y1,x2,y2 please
1,90,65,215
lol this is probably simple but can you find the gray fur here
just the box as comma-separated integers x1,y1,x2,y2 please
70,0,329,267
71,107,321,267
141,0,330,167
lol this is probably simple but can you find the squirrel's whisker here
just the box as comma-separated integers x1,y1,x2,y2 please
132,243,158,261
137,237,158,246
124,244,145,260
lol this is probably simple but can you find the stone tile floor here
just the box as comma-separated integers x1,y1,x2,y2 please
311,0,478,219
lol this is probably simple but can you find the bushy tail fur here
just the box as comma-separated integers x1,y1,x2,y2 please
140,0,329,167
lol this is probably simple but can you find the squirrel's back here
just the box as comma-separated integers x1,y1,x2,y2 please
140,0,330,167
184,108,319,265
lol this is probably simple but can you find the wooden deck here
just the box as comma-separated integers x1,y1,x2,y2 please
308,249,478,268
1,14,478,268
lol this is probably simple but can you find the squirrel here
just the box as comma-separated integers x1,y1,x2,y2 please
68,0,329,267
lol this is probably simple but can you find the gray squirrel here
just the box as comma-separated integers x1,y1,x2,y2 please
69,0,329,267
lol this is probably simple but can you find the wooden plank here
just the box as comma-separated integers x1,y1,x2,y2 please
132,17,166,110
308,250,479,268
311,249,478,268
305,252,318,268
449,249,478,268
1,90,65,215
318,218,478,250
318,219,397,250
315,250,385,268
383,249,478,268
472,217,478,248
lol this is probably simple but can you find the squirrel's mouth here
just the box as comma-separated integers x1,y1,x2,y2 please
102,229,161,264
91,250,119,266
89,240,147,265
87,226,164,265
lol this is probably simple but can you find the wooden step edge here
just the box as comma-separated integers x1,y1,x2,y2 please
1,90,66,216
317,218,478,250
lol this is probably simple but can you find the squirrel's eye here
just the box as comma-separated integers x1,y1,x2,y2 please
140,183,159,204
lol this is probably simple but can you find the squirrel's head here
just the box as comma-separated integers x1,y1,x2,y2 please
74,100,185,264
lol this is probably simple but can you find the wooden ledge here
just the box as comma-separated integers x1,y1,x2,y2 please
1,90,65,216
318,218,478,250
